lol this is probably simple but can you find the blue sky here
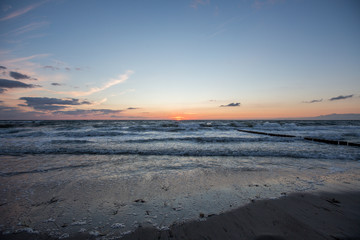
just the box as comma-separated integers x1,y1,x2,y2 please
0,0,359,120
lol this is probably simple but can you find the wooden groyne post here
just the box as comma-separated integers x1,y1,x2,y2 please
237,129,360,147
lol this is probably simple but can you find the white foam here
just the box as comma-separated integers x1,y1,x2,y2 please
71,220,86,226
58,233,69,239
15,227,39,234
111,223,125,229
89,230,101,236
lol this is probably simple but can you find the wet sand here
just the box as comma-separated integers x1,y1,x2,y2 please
121,191,360,240
2,190,360,240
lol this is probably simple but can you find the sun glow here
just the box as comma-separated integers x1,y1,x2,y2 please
171,116,185,121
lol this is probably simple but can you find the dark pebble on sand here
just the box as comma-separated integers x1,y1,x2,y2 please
134,199,146,203
199,213,205,218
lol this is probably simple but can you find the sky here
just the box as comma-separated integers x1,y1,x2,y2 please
0,0,359,120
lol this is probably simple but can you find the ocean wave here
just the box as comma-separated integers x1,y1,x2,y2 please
50,140,92,144
0,147,358,160
10,131,47,138
56,131,129,137
124,136,294,143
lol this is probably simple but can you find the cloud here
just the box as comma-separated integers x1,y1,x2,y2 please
4,54,49,64
190,0,209,9
4,21,49,36
0,105,47,120
51,83,61,86
54,109,123,115
10,71,31,80
0,66,6,70
0,1,46,21
0,78,39,89
127,107,139,110
329,95,353,101
43,65,60,71
303,99,323,104
0,88,6,94
220,102,241,107
19,97,91,111
64,70,134,97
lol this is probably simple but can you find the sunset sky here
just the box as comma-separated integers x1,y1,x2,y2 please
0,0,359,120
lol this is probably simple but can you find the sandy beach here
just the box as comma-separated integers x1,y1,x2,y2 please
122,190,360,240
1,155,360,240
2,190,360,240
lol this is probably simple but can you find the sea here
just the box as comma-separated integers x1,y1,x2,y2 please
1,120,360,237
1,120,359,158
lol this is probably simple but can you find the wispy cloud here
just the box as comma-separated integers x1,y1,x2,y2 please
63,70,134,97
329,95,353,101
43,65,84,72
303,99,323,104
0,1,46,21
3,21,49,36
2,54,49,64
190,0,210,9
43,65,60,71
220,102,241,107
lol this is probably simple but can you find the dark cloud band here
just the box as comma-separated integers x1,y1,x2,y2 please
220,102,241,107
19,97,91,111
10,71,31,80
0,78,38,89
329,95,353,101
54,109,123,115
303,99,323,104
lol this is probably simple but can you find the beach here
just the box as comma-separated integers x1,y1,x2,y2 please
1,120,360,239
123,190,360,240
1,167,360,240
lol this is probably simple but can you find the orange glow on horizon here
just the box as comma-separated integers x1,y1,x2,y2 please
171,116,186,121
